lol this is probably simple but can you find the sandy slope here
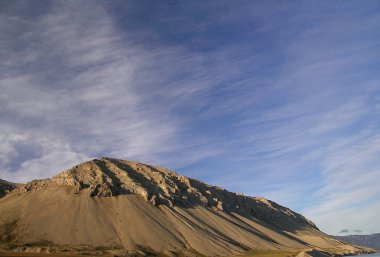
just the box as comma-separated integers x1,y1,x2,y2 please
0,158,371,256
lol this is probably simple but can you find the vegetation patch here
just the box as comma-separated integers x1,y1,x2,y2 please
0,220,18,242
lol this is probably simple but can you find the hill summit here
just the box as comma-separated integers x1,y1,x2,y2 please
17,158,316,229
0,158,372,256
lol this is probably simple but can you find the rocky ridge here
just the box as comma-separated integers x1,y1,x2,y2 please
15,157,316,230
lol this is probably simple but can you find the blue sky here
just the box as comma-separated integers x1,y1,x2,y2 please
1,0,380,235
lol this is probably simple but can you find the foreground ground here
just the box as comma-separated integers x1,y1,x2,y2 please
241,249,297,257
0,249,298,257
0,253,94,257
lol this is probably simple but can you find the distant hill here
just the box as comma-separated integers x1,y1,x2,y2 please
0,179,18,198
334,234,380,250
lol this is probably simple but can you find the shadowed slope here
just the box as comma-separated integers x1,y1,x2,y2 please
0,179,18,198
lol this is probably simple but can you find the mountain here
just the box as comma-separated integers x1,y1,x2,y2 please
0,179,18,198
0,158,373,256
334,234,380,250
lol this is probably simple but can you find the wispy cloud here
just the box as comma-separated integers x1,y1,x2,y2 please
0,1,183,180
0,1,248,181
1,0,379,235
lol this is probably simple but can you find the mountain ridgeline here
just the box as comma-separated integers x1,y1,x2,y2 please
334,234,380,250
0,158,373,256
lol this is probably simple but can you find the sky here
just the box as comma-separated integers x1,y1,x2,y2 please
1,0,380,235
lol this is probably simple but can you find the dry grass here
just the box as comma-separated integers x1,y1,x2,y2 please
239,249,298,257
58,185,76,194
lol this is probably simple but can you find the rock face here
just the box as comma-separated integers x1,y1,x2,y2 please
334,233,380,250
0,158,371,256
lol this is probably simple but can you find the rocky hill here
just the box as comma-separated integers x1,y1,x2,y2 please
0,158,372,256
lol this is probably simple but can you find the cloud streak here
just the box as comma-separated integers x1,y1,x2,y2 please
1,0,380,235
0,1,181,180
